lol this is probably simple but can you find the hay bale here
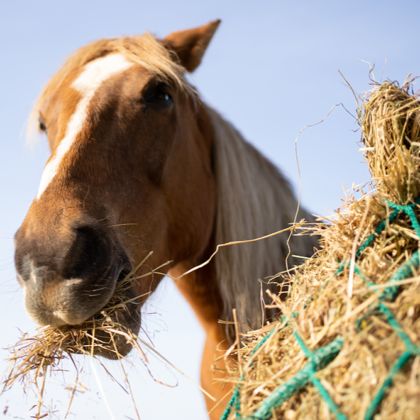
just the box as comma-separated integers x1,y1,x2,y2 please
220,79,420,420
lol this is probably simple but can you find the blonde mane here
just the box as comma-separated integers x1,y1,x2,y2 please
28,33,196,141
207,107,317,336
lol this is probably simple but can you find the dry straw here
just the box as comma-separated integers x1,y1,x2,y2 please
219,77,420,420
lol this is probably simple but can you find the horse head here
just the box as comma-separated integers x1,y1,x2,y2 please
14,21,220,357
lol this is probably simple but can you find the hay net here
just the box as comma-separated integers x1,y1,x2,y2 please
220,78,420,420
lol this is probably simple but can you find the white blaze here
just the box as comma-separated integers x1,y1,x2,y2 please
36,53,133,200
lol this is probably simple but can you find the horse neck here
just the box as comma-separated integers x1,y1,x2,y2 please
205,106,316,339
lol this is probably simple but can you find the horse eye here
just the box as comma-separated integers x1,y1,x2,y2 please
153,90,172,102
39,120,47,132
147,85,173,105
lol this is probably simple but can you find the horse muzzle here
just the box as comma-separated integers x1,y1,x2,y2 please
14,219,127,328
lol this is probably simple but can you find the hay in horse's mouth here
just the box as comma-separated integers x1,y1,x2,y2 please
2,252,171,418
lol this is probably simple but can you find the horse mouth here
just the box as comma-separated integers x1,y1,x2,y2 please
94,267,142,359
65,267,142,360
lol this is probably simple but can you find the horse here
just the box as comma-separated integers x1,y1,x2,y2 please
14,20,318,419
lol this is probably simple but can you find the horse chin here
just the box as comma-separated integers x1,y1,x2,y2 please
93,311,141,360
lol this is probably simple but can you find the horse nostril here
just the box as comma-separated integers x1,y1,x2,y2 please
63,225,112,281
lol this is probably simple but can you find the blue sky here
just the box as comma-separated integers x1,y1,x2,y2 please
1,1,420,419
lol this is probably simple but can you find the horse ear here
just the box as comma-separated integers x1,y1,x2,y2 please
163,20,221,72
